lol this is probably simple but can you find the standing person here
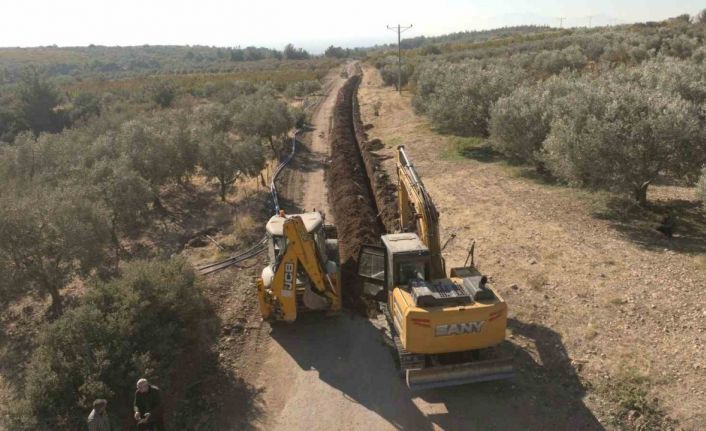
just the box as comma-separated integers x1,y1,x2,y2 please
133,378,165,431
87,398,111,431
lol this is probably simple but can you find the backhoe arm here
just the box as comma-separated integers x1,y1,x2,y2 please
259,216,338,322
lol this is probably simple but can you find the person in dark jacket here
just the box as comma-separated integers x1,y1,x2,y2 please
133,378,164,431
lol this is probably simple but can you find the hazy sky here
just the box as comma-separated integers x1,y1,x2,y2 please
1,0,704,52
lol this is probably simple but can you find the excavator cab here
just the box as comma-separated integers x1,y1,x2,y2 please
359,233,430,298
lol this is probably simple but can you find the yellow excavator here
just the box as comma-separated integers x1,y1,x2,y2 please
257,211,341,322
358,145,512,390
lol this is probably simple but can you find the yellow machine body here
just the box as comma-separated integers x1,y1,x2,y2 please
359,146,512,389
257,213,341,322
390,285,507,355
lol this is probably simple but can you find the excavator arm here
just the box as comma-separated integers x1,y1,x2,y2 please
397,145,446,279
258,216,340,322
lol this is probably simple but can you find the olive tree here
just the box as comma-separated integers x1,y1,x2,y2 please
541,81,704,204
234,95,292,155
116,113,199,203
16,69,67,135
9,258,208,430
147,80,177,108
413,61,523,136
489,75,574,164
87,159,153,267
199,133,265,201
531,45,587,76
0,187,111,315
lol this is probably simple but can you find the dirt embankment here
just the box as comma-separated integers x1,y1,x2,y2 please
327,74,385,306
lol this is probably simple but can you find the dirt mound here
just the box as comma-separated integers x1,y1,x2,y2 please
327,75,384,310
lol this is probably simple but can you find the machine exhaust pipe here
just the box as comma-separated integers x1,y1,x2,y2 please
406,358,513,391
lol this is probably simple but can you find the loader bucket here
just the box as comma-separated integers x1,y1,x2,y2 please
406,358,513,391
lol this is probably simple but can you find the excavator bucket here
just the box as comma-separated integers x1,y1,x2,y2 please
405,357,513,391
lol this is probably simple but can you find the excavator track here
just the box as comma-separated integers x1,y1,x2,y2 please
381,304,425,374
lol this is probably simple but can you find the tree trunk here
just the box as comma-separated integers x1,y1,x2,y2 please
633,181,650,206
268,136,277,158
111,222,121,273
219,181,227,202
47,284,63,318
153,195,166,213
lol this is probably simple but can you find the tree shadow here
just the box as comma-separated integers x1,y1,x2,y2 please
593,196,706,254
287,139,326,175
165,286,266,431
419,318,602,430
275,195,305,215
268,313,602,430
457,143,503,163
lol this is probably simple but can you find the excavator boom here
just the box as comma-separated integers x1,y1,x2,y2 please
397,145,445,279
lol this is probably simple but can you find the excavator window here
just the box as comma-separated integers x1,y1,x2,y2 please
397,260,427,286
359,249,385,281
269,235,287,261
358,245,387,298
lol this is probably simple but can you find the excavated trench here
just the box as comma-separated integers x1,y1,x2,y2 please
327,73,398,310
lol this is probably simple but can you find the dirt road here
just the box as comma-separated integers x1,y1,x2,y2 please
229,65,606,431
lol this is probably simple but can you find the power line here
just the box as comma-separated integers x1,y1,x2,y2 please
386,24,413,93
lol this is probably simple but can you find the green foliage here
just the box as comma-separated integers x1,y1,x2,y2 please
413,61,523,136
16,69,68,135
420,44,442,55
199,133,265,201
531,45,587,75
87,158,154,243
541,79,704,204
233,93,293,154
116,111,198,188
147,80,177,108
408,18,706,205
68,91,101,124
0,187,111,314
489,75,573,164
324,45,350,58
8,258,208,430
284,80,321,98
283,43,310,60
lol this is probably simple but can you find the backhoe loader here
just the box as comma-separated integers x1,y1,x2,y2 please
358,145,512,390
257,211,341,322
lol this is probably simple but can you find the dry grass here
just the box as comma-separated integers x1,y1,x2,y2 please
527,272,549,290
357,63,706,429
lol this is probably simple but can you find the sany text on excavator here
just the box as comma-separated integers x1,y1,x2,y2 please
358,145,513,390
257,211,341,322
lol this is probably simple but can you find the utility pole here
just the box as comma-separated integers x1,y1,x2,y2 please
558,17,565,28
386,24,413,93
587,15,596,28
